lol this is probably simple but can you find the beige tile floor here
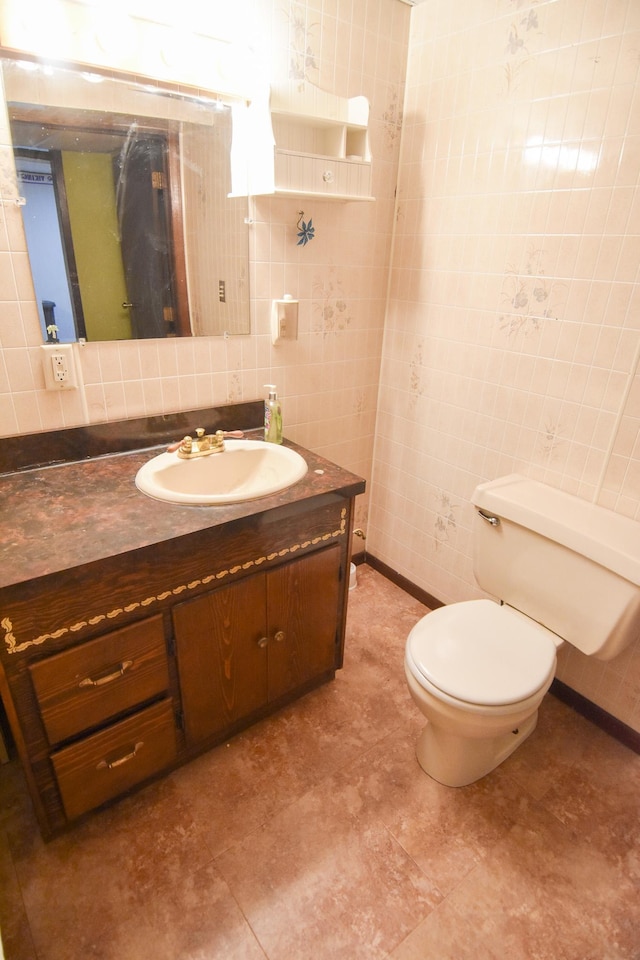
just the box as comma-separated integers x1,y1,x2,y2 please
1,564,639,960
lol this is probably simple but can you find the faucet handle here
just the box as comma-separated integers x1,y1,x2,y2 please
166,428,244,455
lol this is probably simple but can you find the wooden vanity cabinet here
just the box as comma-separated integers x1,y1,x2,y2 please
173,545,341,745
0,479,360,838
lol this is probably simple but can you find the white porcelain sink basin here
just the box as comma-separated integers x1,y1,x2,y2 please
135,439,308,505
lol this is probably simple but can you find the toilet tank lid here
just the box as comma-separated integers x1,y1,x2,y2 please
472,474,640,586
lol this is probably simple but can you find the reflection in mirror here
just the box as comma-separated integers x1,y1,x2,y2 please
2,58,251,341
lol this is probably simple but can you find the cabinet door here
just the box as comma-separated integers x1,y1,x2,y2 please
267,546,341,702
173,576,268,745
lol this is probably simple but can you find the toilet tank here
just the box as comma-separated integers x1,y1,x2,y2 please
471,475,640,660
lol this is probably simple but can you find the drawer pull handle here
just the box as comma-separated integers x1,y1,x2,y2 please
97,741,144,771
274,630,286,643
257,636,268,648
79,660,134,688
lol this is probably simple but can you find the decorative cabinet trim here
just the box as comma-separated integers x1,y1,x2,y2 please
2,508,347,655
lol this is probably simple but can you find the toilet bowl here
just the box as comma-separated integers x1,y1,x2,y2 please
404,600,558,786
404,474,640,788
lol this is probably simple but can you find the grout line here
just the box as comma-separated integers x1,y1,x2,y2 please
593,333,640,503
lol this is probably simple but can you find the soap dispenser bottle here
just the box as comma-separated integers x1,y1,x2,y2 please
264,384,283,444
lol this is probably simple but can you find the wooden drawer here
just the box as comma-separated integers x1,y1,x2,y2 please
51,698,177,821
274,150,371,198
29,616,169,745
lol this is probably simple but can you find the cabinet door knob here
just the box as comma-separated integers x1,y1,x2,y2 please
257,636,269,648
274,630,286,643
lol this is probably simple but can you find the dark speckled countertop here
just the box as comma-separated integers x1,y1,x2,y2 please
0,404,365,590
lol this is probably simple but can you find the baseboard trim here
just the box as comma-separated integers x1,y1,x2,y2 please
550,679,640,755
363,552,640,756
363,554,444,611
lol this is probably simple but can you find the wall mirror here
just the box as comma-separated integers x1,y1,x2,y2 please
2,57,251,341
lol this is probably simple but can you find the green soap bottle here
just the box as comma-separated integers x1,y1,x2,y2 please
264,384,283,443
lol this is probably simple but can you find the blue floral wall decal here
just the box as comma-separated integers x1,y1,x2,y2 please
297,213,315,245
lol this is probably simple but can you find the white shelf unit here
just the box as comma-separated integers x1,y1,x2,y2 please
231,81,374,202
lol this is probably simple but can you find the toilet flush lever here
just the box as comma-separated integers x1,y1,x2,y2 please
478,509,500,527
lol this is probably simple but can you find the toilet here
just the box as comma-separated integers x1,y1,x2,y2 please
405,474,640,787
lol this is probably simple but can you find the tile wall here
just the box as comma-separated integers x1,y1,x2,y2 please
371,0,640,731
0,0,411,542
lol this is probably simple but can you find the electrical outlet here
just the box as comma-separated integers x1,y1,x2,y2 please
52,353,67,382
41,344,77,391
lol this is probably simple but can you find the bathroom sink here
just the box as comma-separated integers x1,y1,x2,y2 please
135,439,308,505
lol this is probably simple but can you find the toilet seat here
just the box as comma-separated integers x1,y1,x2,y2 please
406,599,558,707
